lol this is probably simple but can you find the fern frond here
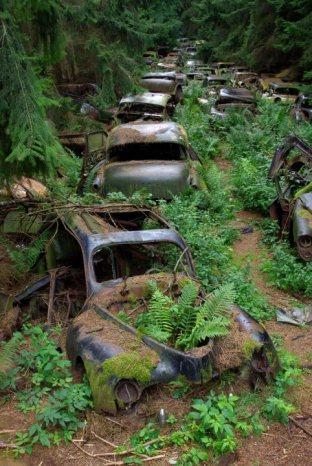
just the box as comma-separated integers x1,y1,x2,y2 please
0,332,22,372
148,289,174,333
182,284,235,350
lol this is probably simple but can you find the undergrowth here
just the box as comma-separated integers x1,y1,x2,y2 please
119,347,302,464
0,326,92,455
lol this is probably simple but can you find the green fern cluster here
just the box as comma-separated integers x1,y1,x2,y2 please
136,281,235,351
1,228,52,279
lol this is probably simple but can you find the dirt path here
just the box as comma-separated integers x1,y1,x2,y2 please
231,210,296,309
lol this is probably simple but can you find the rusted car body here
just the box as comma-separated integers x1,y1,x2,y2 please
62,206,277,414
269,136,312,261
92,121,203,199
212,62,235,76
140,73,183,104
211,88,256,119
0,203,278,413
203,76,230,95
233,71,258,87
262,82,300,103
292,93,312,122
59,131,107,193
143,50,157,65
142,71,186,87
57,83,99,101
116,93,173,123
185,59,204,71
186,71,205,81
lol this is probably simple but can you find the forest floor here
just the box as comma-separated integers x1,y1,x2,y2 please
1,208,311,466
1,155,311,466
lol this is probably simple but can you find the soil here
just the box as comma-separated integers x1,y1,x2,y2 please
73,309,159,363
1,160,312,466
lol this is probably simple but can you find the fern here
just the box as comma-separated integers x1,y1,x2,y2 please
185,284,235,350
0,332,23,373
136,281,235,351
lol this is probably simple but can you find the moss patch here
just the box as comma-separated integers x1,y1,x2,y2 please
101,351,156,384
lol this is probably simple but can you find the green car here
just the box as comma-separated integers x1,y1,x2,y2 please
92,120,204,200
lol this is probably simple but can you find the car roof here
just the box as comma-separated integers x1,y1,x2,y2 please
142,71,177,80
119,92,171,107
107,121,188,149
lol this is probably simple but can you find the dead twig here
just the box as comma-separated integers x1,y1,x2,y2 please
289,416,312,437
91,430,118,448
72,441,112,462
86,326,104,334
104,417,124,427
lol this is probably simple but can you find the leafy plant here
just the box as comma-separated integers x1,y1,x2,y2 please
136,281,235,350
0,326,92,455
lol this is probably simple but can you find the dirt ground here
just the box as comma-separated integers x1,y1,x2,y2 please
1,196,311,466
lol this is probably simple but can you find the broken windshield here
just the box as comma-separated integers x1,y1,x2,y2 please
108,142,186,162
92,241,189,283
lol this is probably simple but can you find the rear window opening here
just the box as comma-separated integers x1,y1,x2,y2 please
93,242,188,283
275,88,299,96
108,142,186,162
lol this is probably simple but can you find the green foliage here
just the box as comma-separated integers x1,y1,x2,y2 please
263,396,295,424
262,242,312,297
0,326,92,454
0,19,64,180
136,281,234,350
183,0,312,77
2,228,53,279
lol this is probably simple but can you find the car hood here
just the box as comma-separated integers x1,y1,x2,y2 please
102,160,190,199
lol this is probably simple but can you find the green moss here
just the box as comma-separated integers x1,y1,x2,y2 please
242,339,262,360
102,351,156,384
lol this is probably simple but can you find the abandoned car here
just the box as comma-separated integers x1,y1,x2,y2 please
269,136,312,261
142,70,186,87
0,203,278,413
233,71,258,87
57,83,100,102
262,82,300,103
292,93,312,122
211,88,256,119
143,50,157,65
92,120,204,199
116,93,173,123
203,76,230,95
140,73,183,104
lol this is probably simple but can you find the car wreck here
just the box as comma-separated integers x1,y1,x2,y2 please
211,88,256,119
142,70,186,87
233,71,258,87
203,76,229,95
56,83,100,102
292,93,312,122
92,120,204,199
0,203,278,413
140,73,183,103
61,206,277,414
269,136,312,261
116,93,173,123
262,82,300,103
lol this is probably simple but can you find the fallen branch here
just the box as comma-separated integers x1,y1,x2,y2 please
72,441,112,462
289,416,312,437
72,440,164,464
105,416,124,427
92,430,118,448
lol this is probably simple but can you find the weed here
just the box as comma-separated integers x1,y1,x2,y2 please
0,326,92,455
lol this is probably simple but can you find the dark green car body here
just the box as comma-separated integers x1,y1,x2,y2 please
93,120,203,200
